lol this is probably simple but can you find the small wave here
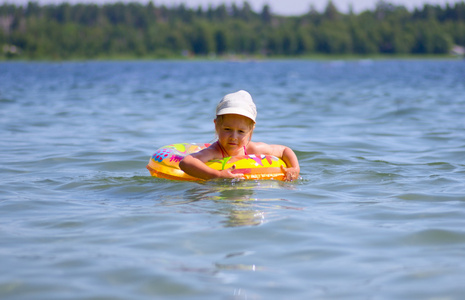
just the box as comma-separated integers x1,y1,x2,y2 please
400,228,465,246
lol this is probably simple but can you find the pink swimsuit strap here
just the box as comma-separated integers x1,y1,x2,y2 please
216,141,227,158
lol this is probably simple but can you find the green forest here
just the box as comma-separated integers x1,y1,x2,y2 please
1,0,465,60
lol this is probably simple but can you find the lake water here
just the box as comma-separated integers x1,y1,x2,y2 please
1,59,464,299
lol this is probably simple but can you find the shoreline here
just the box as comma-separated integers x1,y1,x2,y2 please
1,53,464,63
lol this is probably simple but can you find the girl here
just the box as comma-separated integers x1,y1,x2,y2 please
179,90,300,181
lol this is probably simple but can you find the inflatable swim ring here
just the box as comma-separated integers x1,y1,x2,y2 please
146,143,286,181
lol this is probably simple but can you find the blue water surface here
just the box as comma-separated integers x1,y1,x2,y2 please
1,59,465,299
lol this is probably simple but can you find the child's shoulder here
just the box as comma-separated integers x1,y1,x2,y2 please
249,141,268,148
248,141,273,153
248,141,287,157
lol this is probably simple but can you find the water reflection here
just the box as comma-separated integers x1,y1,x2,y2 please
186,182,264,227
182,180,300,228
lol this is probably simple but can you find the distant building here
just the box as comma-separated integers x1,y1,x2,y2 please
451,45,465,57
3,44,20,57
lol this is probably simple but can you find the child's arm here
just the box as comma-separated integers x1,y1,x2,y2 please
179,151,244,180
280,146,300,181
252,143,300,181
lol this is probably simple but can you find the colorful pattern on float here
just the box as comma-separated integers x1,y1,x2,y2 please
147,143,286,181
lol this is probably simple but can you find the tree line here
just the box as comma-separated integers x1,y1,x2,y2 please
1,0,465,59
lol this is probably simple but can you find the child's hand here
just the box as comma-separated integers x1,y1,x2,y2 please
219,165,244,179
281,166,300,181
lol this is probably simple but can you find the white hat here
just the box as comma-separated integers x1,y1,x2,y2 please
216,90,257,122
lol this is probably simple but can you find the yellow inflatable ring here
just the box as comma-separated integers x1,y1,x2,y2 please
146,143,286,181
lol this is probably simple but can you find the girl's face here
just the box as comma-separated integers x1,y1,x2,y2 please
215,114,254,156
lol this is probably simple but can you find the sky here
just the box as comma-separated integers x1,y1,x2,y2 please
7,0,465,15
